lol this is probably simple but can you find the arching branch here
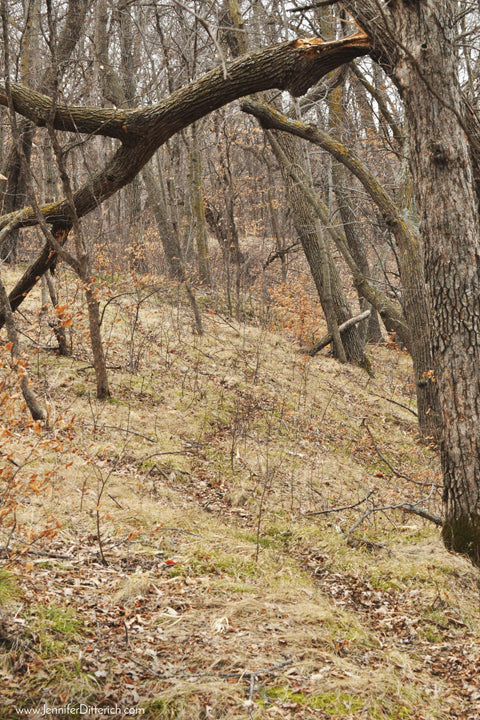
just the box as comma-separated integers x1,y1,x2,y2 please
0,30,370,327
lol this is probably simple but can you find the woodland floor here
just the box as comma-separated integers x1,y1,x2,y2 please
0,265,479,719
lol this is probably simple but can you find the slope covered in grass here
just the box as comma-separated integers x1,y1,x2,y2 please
0,268,479,719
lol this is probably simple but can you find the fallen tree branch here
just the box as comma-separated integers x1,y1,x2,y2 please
0,30,370,327
263,241,301,269
306,310,371,356
370,392,418,417
306,483,443,533
99,425,157,443
346,501,443,534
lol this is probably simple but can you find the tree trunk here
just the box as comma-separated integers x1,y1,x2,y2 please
0,264,45,421
328,81,383,344
189,122,211,286
388,0,480,565
267,128,366,367
84,281,110,400
142,163,185,280
143,162,204,335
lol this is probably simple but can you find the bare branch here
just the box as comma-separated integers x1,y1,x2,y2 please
289,1,339,11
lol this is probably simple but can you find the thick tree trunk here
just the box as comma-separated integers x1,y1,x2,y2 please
387,0,480,565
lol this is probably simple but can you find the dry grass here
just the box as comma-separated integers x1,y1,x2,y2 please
0,265,479,719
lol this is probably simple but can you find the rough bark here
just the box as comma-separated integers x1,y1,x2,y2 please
328,81,383,344
388,0,480,565
340,0,480,565
266,128,366,367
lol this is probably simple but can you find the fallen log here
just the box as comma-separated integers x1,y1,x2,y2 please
307,309,371,356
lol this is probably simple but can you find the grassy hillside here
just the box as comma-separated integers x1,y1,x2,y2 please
0,268,479,719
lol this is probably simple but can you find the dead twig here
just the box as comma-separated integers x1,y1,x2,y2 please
0,449,20,468
370,392,418,417
304,489,375,516
289,0,338,10
0,545,72,560
100,425,157,443
362,419,441,488
107,493,124,509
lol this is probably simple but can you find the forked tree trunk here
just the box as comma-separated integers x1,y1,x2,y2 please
241,98,440,440
328,82,383,344
142,164,185,281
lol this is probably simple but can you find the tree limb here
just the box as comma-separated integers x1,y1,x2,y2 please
307,310,371,355
0,31,371,326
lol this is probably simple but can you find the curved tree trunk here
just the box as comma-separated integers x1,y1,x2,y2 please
242,98,440,438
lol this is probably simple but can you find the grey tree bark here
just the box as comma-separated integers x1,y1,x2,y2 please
342,0,480,565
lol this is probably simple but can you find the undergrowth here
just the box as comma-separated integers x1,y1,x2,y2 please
0,265,478,719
